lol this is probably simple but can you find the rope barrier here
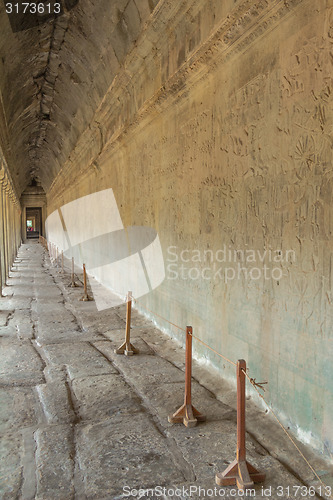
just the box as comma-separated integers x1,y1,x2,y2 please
132,296,331,496
242,369,332,495
37,243,332,495
40,240,83,286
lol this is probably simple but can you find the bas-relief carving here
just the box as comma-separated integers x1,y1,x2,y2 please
210,7,333,333
277,12,333,314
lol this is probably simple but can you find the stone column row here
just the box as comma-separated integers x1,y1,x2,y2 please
0,163,21,292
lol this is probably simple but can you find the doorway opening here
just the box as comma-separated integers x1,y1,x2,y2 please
26,207,42,239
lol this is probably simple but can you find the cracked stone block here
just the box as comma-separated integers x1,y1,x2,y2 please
41,342,118,379
71,374,143,421
0,387,41,432
63,304,126,333
35,321,80,341
35,425,75,500
0,340,45,385
33,304,79,337
10,310,34,339
170,418,261,482
36,382,75,424
76,413,184,498
36,329,104,345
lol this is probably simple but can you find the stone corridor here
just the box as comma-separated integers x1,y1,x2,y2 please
0,242,331,499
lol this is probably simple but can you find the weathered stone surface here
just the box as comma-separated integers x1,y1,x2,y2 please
145,380,232,424
97,331,156,355
0,387,40,432
41,342,118,379
0,340,45,385
71,374,144,421
23,0,331,461
0,433,22,499
75,414,185,498
10,309,34,339
36,382,75,425
94,341,185,386
0,242,331,500
35,425,75,500
0,311,13,327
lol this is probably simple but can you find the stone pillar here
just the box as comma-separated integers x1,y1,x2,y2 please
0,163,21,282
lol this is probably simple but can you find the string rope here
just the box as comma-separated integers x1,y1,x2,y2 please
132,297,331,496
133,297,186,332
242,368,332,496
38,247,333,496
189,331,237,367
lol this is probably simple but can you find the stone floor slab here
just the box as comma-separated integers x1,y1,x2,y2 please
76,413,185,498
0,340,45,385
71,374,144,421
0,433,22,500
41,342,118,379
36,381,75,425
0,243,331,500
0,387,41,432
35,425,75,500
93,341,185,386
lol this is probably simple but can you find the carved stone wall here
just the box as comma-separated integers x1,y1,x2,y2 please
45,0,333,457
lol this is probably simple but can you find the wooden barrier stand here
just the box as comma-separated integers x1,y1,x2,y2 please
216,359,265,490
115,291,139,356
79,263,93,301
168,326,206,428
70,257,78,288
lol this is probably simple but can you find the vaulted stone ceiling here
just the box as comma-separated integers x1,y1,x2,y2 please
0,0,159,197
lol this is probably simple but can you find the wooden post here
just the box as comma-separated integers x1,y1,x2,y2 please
79,263,93,301
69,257,78,287
168,326,206,427
115,291,139,356
216,360,266,490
